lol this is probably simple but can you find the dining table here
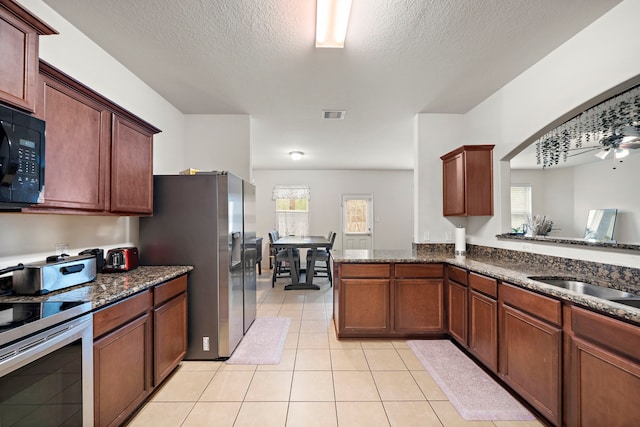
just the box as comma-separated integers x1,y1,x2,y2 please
272,235,331,290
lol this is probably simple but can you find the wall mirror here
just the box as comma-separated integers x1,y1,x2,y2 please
506,75,640,247
584,209,617,241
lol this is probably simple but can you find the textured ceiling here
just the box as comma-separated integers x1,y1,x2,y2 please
40,0,621,170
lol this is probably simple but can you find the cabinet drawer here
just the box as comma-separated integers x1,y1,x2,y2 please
571,306,640,361
94,290,152,338
448,266,468,285
501,283,561,326
153,275,188,306
395,263,443,278
341,263,390,278
469,272,497,298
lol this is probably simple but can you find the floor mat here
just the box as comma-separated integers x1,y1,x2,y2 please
226,317,291,365
407,340,535,421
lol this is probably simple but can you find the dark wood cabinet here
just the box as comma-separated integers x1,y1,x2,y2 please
35,69,111,211
446,266,468,346
27,61,160,215
93,291,153,427
499,283,562,426
394,264,444,334
566,306,640,427
93,275,188,426
334,262,445,338
110,115,154,214
468,272,498,371
0,0,56,111
153,275,188,385
440,145,494,216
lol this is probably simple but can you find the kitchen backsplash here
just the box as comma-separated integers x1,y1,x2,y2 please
414,243,640,292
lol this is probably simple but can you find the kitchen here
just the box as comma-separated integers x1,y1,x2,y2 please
1,0,640,426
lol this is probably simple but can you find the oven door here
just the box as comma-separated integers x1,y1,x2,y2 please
0,314,93,426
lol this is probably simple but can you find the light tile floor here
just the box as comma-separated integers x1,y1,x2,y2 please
127,273,545,427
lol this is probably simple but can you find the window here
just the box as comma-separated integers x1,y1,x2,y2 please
511,185,532,231
272,185,310,236
342,194,372,235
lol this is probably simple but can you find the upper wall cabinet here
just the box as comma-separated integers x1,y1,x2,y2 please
0,0,56,111
441,145,494,217
29,61,160,215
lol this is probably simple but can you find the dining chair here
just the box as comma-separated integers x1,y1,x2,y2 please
306,231,336,286
268,231,299,287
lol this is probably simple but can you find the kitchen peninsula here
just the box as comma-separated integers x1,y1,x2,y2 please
332,246,640,426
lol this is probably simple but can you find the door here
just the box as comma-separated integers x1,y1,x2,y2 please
243,181,257,333
341,194,373,250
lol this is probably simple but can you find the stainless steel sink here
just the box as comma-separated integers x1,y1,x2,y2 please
528,276,640,300
609,298,640,309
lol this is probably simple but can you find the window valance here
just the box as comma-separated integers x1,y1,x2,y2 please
272,185,311,200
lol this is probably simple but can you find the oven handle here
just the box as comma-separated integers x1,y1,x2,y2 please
0,314,92,376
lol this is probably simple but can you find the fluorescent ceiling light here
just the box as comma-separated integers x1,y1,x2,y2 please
289,151,304,160
316,0,352,48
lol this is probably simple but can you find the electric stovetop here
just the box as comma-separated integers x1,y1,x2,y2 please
0,300,92,346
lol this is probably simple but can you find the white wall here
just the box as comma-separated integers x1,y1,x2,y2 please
183,115,251,181
512,154,640,243
414,114,468,243
510,168,575,237
573,154,640,242
416,0,640,267
253,170,413,253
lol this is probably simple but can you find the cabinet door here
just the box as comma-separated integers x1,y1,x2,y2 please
567,335,640,427
442,152,465,216
0,7,37,111
469,290,497,372
395,278,444,334
154,292,187,385
110,115,153,214
36,73,110,210
447,280,468,345
340,278,390,336
94,313,152,427
500,304,562,426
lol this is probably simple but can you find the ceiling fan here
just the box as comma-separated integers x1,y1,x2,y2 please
567,125,640,161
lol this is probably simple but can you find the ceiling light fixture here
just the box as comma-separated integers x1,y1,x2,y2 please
315,0,352,48
289,151,304,161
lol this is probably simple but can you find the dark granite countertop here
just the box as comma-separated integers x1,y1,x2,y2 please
332,249,640,324
0,266,193,310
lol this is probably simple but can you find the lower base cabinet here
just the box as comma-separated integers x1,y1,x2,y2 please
334,262,444,338
93,275,187,426
94,313,152,427
566,306,640,427
469,290,498,371
499,284,562,426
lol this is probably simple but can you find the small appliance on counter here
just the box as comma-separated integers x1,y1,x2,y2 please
103,247,139,272
12,254,97,295
79,248,105,272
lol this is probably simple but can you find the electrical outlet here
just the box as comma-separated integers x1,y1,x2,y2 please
423,231,430,242
445,232,453,242
522,243,533,252
203,336,210,351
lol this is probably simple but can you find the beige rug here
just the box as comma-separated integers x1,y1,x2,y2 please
226,317,291,364
407,340,535,421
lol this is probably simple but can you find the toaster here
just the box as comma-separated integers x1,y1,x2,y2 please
12,254,97,295
103,247,139,272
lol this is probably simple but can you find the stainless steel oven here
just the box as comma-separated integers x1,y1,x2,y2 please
0,301,93,426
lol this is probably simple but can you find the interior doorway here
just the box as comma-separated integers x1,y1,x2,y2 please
341,193,374,251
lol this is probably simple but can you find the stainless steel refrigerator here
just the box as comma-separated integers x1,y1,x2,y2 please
139,172,256,360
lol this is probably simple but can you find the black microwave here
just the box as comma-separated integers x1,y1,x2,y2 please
0,104,45,209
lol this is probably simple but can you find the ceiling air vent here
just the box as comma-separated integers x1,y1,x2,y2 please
322,110,346,120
